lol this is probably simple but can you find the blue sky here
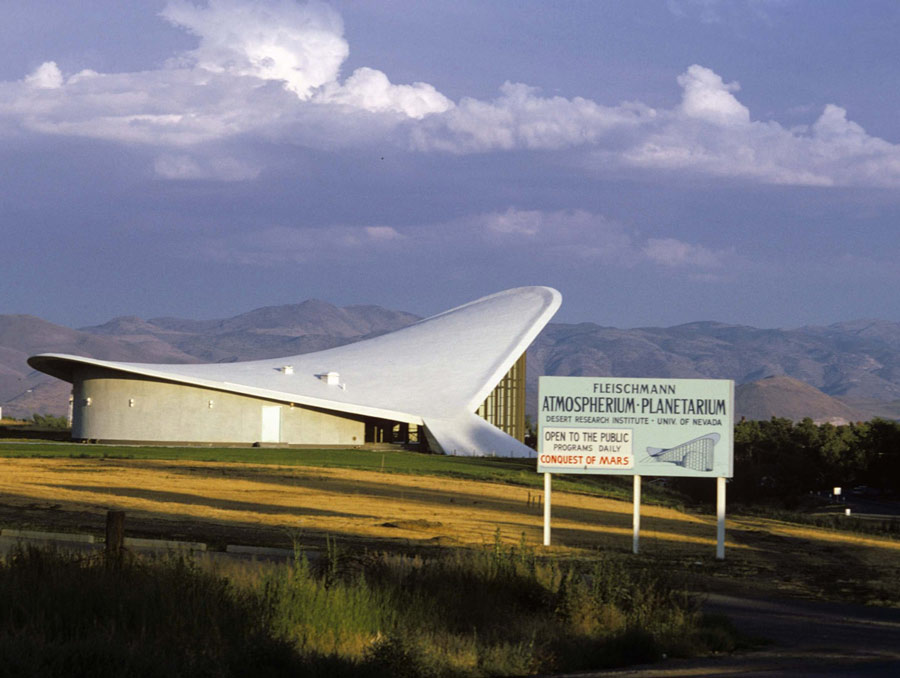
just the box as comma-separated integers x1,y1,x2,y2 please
2,0,899,329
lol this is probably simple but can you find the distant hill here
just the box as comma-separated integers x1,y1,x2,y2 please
84,301,421,363
735,376,864,424
2,303,900,422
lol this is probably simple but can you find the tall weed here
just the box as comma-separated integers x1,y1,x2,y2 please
0,546,300,677
0,539,736,677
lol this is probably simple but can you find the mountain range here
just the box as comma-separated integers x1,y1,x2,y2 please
2,301,899,423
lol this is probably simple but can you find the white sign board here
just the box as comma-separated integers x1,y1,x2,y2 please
538,377,734,478
541,428,634,470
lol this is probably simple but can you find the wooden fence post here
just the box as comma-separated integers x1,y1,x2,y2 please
106,510,125,569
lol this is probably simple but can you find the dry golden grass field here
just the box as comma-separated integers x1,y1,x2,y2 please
2,456,899,604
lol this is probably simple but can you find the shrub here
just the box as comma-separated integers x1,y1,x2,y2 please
29,413,70,429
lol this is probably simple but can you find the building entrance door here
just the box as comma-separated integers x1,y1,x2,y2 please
260,406,282,443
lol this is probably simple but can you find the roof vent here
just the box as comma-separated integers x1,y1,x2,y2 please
317,371,345,389
280,365,294,375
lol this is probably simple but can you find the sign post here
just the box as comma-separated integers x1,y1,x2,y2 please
633,475,641,554
538,377,734,557
543,472,552,546
716,476,726,560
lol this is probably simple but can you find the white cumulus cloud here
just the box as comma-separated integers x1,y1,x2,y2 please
2,0,453,156
25,61,63,89
615,66,900,187
161,0,347,99
677,65,750,126
161,0,451,119
4,2,900,188
412,82,654,153
318,67,452,119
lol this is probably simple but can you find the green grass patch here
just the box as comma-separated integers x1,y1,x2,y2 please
0,538,737,677
0,441,684,506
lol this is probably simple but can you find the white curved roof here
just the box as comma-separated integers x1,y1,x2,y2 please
29,286,561,456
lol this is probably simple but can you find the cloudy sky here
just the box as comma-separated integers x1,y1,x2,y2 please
3,0,900,329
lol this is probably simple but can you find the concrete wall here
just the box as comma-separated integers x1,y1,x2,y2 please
72,367,364,445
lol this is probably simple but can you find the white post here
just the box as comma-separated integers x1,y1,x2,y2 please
543,472,552,546
633,475,641,554
716,476,726,560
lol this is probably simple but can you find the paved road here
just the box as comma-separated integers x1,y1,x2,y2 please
552,593,900,677
844,496,900,518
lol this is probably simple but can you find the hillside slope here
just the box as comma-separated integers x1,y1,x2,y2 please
735,375,864,423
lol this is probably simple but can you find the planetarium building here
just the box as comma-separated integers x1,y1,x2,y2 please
28,287,561,457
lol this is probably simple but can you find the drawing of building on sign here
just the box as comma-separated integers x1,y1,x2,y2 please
644,433,719,472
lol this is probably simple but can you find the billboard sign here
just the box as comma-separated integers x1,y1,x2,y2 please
538,377,734,477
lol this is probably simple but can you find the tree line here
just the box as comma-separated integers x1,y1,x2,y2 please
727,417,900,506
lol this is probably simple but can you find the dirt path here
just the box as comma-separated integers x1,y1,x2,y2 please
556,594,900,677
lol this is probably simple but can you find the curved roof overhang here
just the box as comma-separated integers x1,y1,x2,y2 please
28,286,562,455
